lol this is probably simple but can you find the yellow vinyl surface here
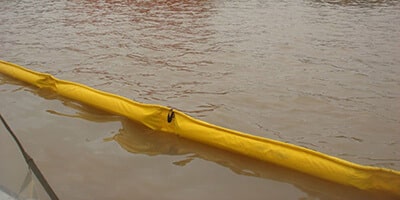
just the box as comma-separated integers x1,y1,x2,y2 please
1,60,399,196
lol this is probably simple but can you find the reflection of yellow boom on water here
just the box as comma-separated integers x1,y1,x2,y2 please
0,60,399,197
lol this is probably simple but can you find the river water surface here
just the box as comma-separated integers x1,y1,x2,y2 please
1,0,399,199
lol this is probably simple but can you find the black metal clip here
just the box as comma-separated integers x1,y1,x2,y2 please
167,109,175,123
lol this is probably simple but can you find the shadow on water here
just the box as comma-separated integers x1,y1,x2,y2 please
1,75,396,200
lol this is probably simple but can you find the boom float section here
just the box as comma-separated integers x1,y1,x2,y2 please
1,60,399,196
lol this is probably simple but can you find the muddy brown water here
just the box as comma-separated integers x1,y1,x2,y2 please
1,0,399,199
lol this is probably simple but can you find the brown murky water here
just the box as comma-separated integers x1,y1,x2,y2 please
1,0,399,199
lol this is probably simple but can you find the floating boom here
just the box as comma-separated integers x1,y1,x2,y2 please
0,60,399,196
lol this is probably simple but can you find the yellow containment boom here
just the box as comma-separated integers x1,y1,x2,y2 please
1,60,399,196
